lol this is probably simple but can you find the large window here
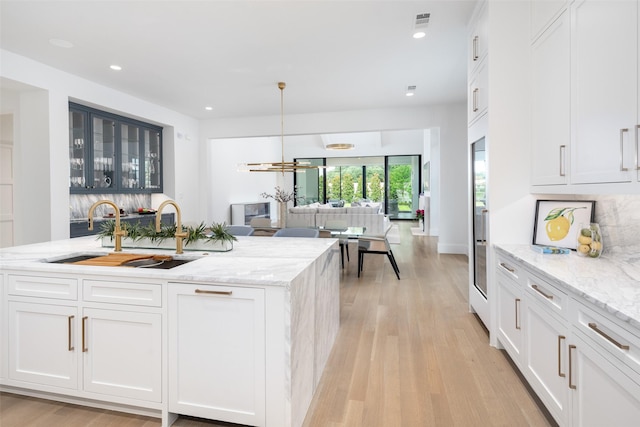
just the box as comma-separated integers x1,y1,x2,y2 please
294,155,421,219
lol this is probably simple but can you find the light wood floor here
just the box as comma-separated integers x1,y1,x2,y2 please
0,222,554,427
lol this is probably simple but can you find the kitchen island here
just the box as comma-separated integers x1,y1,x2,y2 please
0,235,341,427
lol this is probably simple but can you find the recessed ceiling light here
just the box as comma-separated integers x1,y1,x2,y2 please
406,85,417,96
413,13,430,39
49,38,74,48
406,92,415,97
326,143,355,150
205,106,213,111
413,31,426,39
109,65,122,71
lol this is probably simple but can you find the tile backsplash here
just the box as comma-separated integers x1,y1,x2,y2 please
591,195,640,256
70,194,152,219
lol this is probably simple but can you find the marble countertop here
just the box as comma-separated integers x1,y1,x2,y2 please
0,236,339,287
495,244,640,332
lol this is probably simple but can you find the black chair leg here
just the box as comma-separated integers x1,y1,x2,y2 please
345,243,350,261
387,250,400,280
339,243,344,268
358,251,363,277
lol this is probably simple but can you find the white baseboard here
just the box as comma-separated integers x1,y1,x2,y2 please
437,243,468,255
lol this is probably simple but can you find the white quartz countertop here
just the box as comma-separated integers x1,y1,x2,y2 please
0,236,339,287
495,244,640,332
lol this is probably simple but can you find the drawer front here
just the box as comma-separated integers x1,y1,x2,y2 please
572,299,640,376
83,280,161,307
496,254,525,286
526,273,568,319
8,275,77,300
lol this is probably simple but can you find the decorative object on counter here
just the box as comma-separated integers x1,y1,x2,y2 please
532,199,595,250
576,222,603,258
88,199,126,252
98,220,237,252
530,245,571,254
261,186,298,228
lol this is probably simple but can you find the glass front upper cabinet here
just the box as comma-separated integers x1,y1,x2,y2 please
69,102,163,194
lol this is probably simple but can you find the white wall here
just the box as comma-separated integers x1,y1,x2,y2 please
0,50,201,244
201,103,468,253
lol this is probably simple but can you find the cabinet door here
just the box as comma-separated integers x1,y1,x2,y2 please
571,0,638,184
142,128,162,191
120,122,142,191
570,333,640,427
531,9,570,186
168,283,266,426
496,271,524,366
69,108,90,191
468,2,488,74
468,60,488,126
524,299,569,426
82,308,161,402
8,301,78,389
91,115,117,191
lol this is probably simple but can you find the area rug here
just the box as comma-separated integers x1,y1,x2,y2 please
386,225,401,244
411,227,428,236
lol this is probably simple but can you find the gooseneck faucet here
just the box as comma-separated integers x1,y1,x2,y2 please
156,199,188,254
88,200,126,252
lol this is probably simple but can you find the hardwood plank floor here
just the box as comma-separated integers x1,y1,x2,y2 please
0,222,554,427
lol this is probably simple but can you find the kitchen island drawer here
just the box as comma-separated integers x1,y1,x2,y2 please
526,272,568,320
8,274,77,300
571,299,640,376
83,279,162,307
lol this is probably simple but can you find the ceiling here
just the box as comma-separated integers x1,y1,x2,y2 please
0,1,476,120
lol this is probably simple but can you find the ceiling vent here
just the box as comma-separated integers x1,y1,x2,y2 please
415,13,430,27
413,13,430,38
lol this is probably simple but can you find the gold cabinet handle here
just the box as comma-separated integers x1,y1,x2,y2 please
558,335,566,377
559,145,566,176
588,322,630,350
531,284,554,300
515,298,521,330
635,125,640,171
569,344,576,389
82,316,88,353
472,88,479,112
499,262,515,273
472,35,479,61
620,128,629,171
68,315,75,351
195,289,233,296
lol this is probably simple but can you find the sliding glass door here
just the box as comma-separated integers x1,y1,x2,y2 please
294,154,420,218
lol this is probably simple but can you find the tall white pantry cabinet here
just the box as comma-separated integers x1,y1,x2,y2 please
531,0,640,191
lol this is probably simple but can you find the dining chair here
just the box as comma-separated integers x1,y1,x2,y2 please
273,228,319,238
324,219,349,268
357,227,400,280
225,225,254,236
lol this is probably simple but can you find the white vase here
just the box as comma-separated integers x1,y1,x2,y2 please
419,219,424,231
278,202,287,228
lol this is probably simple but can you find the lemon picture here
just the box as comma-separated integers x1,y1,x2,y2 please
543,206,586,241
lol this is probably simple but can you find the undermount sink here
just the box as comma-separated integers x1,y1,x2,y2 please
47,253,194,269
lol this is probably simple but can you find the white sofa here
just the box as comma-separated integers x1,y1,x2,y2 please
287,204,389,235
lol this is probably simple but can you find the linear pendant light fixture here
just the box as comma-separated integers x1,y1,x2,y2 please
243,82,323,174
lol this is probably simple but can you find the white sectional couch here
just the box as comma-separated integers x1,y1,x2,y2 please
287,203,389,235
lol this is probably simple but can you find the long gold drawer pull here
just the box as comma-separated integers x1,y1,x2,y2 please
559,145,566,176
195,289,233,296
588,322,630,350
500,262,515,273
82,316,88,353
68,315,75,351
558,335,566,377
532,284,554,300
515,298,521,330
620,128,629,171
569,344,576,389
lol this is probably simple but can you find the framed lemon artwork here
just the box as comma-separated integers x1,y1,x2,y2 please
532,200,595,250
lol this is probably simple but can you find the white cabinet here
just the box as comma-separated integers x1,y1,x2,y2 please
468,1,488,127
494,250,640,426
570,0,638,185
523,277,570,426
82,308,161,402
531,0,567,41
168,283,266,426
495,257,524,366
570,332,640,427
531,9,570,186
8,301,78,389
5,274,163,405
468,60,488,126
